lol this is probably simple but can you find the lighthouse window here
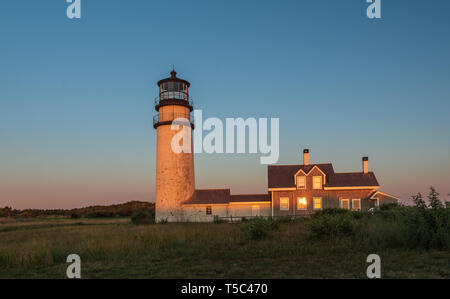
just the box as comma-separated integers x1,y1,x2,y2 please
206,206,212,215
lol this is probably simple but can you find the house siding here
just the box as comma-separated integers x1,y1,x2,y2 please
272,188,377,217
229,203,271,218
375,193,399,206
183,205,229,222
183,203,271,222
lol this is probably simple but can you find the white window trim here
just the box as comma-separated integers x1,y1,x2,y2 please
313,197,322,210
280,197,289,211
296,176,306,189
352,199,361,211
374,197,379,207
297,197,307,210
313,176,323,190
206,206,212,215
340,198,350,210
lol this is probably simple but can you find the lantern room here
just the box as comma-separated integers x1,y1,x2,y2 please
155,70,193,111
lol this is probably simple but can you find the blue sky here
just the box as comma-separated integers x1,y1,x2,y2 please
1,0,450,208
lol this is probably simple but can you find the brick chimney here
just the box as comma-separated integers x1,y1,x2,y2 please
363,157,369,174
303,149,310,166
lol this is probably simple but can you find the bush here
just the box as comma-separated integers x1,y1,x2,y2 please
240,218,275,241
70,213,79,219
313,208,351,217
308,205,450,250
274,216,294,223
213,215,228,224
86,211,115,218
131,210,155,225
358,207,450,250
379,203,401,211
308,213,356,240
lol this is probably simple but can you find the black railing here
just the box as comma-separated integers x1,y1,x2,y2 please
153,113,195,127
154,91,194,107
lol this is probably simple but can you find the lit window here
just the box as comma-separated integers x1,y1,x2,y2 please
297,176,306,189
252,205,260,216
206,206,212,215
280,197,289,211
313,197,322,210
313,176,322,189
341,199,350,210
297,197,307,210
352,199,361,211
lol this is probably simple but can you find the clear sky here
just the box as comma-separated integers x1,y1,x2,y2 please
1,0,450,209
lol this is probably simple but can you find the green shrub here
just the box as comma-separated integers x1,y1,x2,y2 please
379,203,401,211
213,215,228,224
131,210,155,225
274,216,294,223
308,213,356,240
316,206,450,250
313,208,350,217
240,218,274,241
86,211,115,218
70,213,79,219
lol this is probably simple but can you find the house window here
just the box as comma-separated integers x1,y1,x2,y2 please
297,197,307,210
206,206,212,215
297,176,306,189
341,199,350,210
280,197,289,211
352,199,361,211
313,176,322,189
374,197,379,207
313,197,322,210
252,205,260,216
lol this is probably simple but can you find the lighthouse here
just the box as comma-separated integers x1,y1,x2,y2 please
153,70,195,222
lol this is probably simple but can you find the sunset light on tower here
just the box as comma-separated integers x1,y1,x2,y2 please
154,70,195,222
1,0,449,282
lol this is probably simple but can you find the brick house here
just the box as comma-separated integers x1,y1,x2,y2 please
268,150,399,217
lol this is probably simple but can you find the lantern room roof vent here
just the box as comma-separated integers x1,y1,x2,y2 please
157,69,190,88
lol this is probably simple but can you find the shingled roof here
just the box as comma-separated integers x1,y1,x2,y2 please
327,172,379,187
268,163,379,189
230,194,270,203
183,189,231,205
267,164,334,188
183,190,270,205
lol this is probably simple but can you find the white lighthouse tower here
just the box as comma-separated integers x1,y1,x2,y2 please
153,70,195,222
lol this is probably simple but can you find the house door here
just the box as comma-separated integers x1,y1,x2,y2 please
252,205,260,217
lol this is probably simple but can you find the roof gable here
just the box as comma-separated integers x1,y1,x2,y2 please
268,164,379,189
268,164,334,189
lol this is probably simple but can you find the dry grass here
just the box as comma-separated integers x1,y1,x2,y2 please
0,217,448,278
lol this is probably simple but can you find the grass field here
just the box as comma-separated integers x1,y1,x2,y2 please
0,216,449,279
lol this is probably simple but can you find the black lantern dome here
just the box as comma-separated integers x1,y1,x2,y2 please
155,70,193,112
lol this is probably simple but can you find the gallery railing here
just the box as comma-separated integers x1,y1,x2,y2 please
154,91,194,107
153,112,195,128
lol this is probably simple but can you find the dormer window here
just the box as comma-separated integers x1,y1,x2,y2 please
313,176,323,189
297,176,306,189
